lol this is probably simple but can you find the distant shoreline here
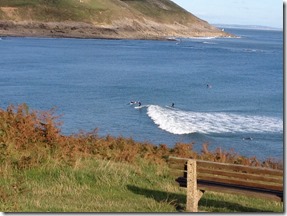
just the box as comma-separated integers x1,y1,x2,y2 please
213,24,283,31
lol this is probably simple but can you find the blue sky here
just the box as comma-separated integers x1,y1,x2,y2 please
172,0,283,28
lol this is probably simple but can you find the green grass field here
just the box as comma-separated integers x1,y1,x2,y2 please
0,158,283,212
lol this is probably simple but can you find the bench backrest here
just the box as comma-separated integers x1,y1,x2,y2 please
169,156,283,201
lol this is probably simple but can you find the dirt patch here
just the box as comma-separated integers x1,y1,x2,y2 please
0,7,21,20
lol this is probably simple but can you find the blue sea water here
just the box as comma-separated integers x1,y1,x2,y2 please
0,28,283,160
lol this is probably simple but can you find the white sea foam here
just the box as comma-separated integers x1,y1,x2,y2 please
188,36,218,40
243,48,261,53
146,105,283,135
203,41,218,44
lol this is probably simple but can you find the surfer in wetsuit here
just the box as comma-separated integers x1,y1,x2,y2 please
138,101,141,106
171,103,175,108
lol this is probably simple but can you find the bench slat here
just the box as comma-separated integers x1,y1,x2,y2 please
176,177,283,202
197,174,283,191
197,160,283,176
176,175,282,192
168,157,283,177
198,167,283,184
198,182,283,202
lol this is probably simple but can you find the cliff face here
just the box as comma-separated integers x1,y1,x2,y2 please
0,0,232,39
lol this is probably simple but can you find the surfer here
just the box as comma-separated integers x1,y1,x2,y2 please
171,103,175,108
138,101,141,106
129,101,137,105
207,84,212,88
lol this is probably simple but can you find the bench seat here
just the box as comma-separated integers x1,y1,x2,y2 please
168,156,283,211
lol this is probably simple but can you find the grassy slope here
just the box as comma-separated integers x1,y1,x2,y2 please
0,0,108,22
0,0,231,39
0,0,206,25
0,158,283,212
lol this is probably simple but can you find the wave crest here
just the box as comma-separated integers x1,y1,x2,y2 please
146,105,283,135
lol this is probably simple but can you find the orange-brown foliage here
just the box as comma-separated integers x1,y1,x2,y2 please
0,104,283,170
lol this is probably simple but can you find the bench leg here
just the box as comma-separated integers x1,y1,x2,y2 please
186,160,203,212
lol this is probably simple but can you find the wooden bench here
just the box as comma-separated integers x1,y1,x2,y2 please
168,156,283,212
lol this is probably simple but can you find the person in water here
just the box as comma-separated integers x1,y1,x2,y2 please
138,101,141,106
171,103,175,108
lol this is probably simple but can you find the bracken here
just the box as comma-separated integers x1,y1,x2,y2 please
0,104,283,170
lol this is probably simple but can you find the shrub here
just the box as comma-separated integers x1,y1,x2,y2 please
0,104,283,171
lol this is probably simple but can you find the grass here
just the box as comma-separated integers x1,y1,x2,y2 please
121,0,191,23
0,0,109,22
0,104,284,212
0,0,198,25
0,158,283,212
1,159,181,212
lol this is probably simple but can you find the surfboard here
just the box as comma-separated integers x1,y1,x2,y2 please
165,105,176,109
134,105,149,109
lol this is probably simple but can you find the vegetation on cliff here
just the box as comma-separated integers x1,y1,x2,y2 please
0,0,198,23
0,0,232,39
0,104,282,171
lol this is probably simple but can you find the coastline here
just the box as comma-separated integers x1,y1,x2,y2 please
0,20,235,40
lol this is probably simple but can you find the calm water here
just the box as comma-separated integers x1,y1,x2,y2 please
0,28,283,160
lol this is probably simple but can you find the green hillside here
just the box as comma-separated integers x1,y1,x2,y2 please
0,0,200,24
0,0,232,39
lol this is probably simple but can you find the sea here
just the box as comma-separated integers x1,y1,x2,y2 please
0,27,283,161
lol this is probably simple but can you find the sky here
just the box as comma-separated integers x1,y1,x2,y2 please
171,0,284,29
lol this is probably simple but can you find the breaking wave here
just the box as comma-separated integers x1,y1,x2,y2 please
146,105,283,135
